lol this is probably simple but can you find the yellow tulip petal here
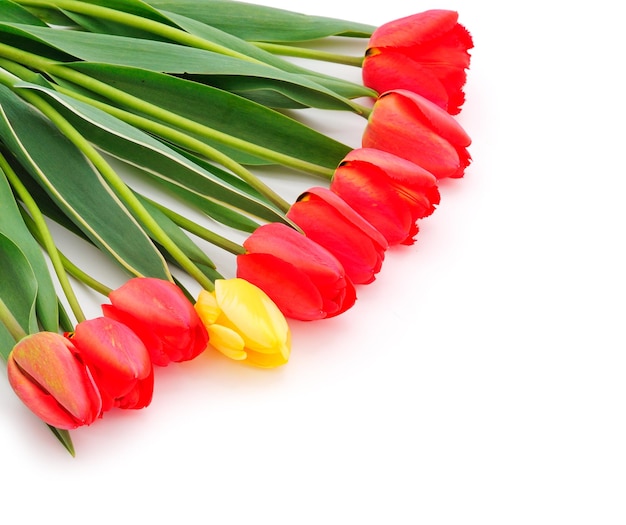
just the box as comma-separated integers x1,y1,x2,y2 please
195,289,221,325
208,325,247,361
214,279,290,352
244,347,290,368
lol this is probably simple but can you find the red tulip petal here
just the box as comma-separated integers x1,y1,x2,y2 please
363,90,471,178
331,163,412,245
237,253,327,321
7,333,102,428
243,223,348,290
363,50,449,110
304,187,388,250
369,10,460,48
288,194,384,284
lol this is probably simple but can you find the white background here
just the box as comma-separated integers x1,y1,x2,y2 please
1,1,625,523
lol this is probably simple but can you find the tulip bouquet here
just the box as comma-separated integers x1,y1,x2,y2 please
0,0,473,455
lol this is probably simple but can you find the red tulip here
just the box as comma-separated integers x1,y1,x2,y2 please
102,277,209,366
362,10,473,115
362,89,471,179
70,317,154,411
330,148,440,246
237,222,356,321
7,332,102,430
286,187,388,283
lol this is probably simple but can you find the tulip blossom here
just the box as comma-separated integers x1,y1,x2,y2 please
362,10,473,115
362,89,471,179
331,148,440,245
237,222,356,321
7,332,102,430
70,317,154,411
102,277,209,366
195,279,291,368
286,187,387,283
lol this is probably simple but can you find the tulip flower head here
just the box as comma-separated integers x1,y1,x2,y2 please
362,89,471,179
362,10,473,115
70,317,154,411
102,277,209,366
286,187,388,283
331,148,440,245
195,278,291,368
7,332,102,430
237,223,357,321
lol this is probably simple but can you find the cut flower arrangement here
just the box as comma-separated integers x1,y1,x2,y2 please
0,0,473,455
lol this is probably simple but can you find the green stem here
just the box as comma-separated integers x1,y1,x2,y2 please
0,152,87,323
15,0,369,113
14,0,265,65
51,83,292,213
0,297,27,345
253,42,365,67
54,253,114,297
12,86,216,292
147,198,246,256
0,54,290,211
19,211,113,297
0,42,334,196
45,62,335,177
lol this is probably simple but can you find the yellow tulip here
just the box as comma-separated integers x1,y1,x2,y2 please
195,278,291,368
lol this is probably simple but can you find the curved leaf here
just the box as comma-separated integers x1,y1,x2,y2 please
17,80,288,224
0,84,171,279
61,63,352,169
0,0,48,25
2,22,367,111
21,2,373,101
0,162,59,332
146,0,376,42
0,234,38,360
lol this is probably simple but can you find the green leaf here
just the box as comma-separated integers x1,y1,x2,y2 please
148,174,261,233
0,161,59,332
1,22,367,111
59,63,352,169
25,2,373,102
133,9,373,101
134,193,213,268
0,239,75,456
0,0,48,25
64,0,176,25
46,426,75,457
0,84,171,280
17,80,288,225
145,0,376,42
0,234,38,360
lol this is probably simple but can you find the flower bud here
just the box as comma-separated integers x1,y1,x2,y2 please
237,223,356,321
195,278,291,368
331,148,440,245
287,187,387,283
7,332,102,430
70,317,154,411
363,89,471,179
362,10,473,115
102,277,209,366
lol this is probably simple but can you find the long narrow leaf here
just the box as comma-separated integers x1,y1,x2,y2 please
58,63,353,169
0,84,171,279
12,0,373,101
0,232,74,456
18,80,289,224
0,162,58,332
1,22,367,111
145,0,376,41
0,0,48,25
0,234,38,359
